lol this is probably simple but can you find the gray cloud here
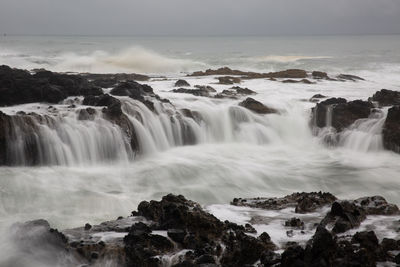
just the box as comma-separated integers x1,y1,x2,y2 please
0,0,399,35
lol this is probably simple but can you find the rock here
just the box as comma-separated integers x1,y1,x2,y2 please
110,81,153,101
321,201,366,233
194,85,216,92
171,88,211,97
354,196,400,215
337,74,364,81
232,192,337,213
312,71,329,79
188,67,307,79
383,105,400,153
369,89,400,106
231,86,256,95
174,79,190,87
312,98,373,131
284,218,305,229
167,229,187,243
239,97,277,114
78,108,96,121
82,73,150,88
282,79,314,84
311,94,326,99
267,69,307,79
217,76,241,84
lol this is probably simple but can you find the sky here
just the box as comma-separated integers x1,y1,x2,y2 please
0,0,400,36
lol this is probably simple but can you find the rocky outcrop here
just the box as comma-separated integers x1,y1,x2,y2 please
189,67,307,79
82,73,150,88
383,105,400,153
171,88,211,97
174,79,190,87
282,79,314,84
217,76,241,84
312,98,373,131
369,89,400,107
232,192,337,213
312,71,329,79
8,192,400,267
232,86,256,95
239,97,277,114
0,65,102,106
337,74,364,81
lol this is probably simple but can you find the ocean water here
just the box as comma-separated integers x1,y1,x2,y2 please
0,34,400,233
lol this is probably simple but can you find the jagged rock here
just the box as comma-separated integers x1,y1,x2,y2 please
231,86,256,95
312,71,329,79
110,81,153,100
188,67,307,79
311,94,326,99
174,79,190,87
284,218,305,229
321,201,367,233
232,192,337,213
239,97,277,114
354,196,400,215
369,89,400,106
82,73,149,88
383,105,400,153
194,85,216,92
171,88,211,97
337,74,364,81
312,98,373,131
217,76,241,84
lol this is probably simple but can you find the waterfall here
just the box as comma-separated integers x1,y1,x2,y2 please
339,109,386,152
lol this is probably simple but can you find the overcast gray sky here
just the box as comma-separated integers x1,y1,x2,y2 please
1,0,399,35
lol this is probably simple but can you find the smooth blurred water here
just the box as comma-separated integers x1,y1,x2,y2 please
0,35,400,233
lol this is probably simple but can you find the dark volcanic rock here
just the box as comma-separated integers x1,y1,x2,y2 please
239,97,277,114
383,105,400,153
194,85,216,92
82,73,150,88
312,98,373,131
321,201,367,233
312,71,329,79
217,76,241,84
78,107,96,121
0,65,102,106
337,74,364,81
188,67,307,79
284,218,305,229
110,81,153,101
231,86,256,95
171,88,211,97
174,79,190,87
232,192,337,213
282,79,314,84
369,89,400,106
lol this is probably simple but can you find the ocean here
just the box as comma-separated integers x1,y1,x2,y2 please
0,35,400,253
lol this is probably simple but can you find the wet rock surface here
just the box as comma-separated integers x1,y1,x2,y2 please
0,65,102,106
174,79,190,87
383,105,400,153
369,89,400,107
239,97,277,114
8,192,400,266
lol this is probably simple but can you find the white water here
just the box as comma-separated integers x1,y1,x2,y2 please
0,35,400,266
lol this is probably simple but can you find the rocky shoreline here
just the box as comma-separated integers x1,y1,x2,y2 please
1,64,400,165
8,192,400,266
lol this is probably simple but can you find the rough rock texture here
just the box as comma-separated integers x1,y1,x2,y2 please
312,98,373,131
171,88,211,97
231,86,256,95
239,97,277,114
188,67,307,79
383,105,400,153
217,76,241,84
312,71,329,79
282,79,314,84
232,192,337,213
0,65,102,106
8,193,400,267
369,89,400,107
82,73,150,88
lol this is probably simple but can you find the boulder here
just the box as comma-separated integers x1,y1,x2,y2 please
337,74,364,81
171,88,211,97
231,86,256,95
369,89,400,106
312,71,329,79
312,98,373,131
383,105,400,153
217,76,241,84
239,97,277,114
174,79,190,87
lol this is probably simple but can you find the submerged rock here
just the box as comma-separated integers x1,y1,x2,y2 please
312,71,329,79
282,78,314,84
337,73,364,81
239,97,277,114
171,87,211,97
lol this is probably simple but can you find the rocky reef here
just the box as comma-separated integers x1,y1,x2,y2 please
8,192,400,266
